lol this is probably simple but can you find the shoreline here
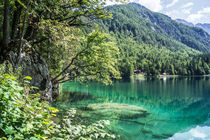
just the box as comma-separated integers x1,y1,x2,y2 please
131,74,210,80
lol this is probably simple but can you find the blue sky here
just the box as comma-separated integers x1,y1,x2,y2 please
106,0,210,24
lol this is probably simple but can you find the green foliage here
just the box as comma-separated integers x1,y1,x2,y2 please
189,54,210,75
0,74,59,139
70,29,121,84
37,25,121,84
25,2,122,84
0,74,115,140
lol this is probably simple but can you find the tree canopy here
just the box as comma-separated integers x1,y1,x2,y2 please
0,0,124,85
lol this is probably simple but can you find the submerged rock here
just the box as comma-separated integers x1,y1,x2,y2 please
84,103,149,119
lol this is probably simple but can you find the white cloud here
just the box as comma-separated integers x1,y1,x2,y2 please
180,2,193,15
105,1,121,6
105,1,114,6
198,7,210,14
105,0,163,12
165,10,179,18
181,2,194,8
166,0,179,8
186,13,203,23
169,126,210,139
190,129,207,139
165,9,189,20
182,8,192,14
186,7,210,23
138,0,163,12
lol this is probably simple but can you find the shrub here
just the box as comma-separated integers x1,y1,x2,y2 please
0,74,115,140
0,74,59,139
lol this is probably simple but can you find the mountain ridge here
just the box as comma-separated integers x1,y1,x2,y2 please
175,19,194,27
175,19,210,35
103,3,210,52
196,23,210,35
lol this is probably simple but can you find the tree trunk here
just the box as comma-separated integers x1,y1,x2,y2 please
11,1,22,41
0,0,10,63
3,0,10,49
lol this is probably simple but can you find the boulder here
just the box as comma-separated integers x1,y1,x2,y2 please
9,40,52,101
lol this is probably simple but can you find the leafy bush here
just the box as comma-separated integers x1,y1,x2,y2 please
0,74,59,139
0,74,115,140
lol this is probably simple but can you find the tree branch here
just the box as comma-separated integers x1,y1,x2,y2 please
56,63,96,82
32,38,48,45
52,48,87,82
58,73,99,83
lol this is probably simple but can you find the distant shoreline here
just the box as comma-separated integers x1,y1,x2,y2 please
131,74,210,80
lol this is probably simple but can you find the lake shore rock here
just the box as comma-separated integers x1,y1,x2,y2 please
8,40,53,101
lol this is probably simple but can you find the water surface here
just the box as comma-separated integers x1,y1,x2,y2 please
55,76,210,140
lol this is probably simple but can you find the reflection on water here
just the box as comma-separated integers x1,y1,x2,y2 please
55,76,210,140
168,119,210,140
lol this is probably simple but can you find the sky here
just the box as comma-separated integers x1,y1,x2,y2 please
106,0,210,24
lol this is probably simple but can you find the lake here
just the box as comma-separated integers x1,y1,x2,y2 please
54,76,210,140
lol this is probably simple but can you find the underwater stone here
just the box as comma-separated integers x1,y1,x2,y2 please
85,103,149,119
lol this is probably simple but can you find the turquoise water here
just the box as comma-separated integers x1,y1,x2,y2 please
55,77,210,140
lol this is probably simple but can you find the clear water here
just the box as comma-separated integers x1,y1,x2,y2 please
54,76,210,140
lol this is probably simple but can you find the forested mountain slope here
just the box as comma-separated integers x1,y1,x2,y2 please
96,3,210,77
100,3,210,52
